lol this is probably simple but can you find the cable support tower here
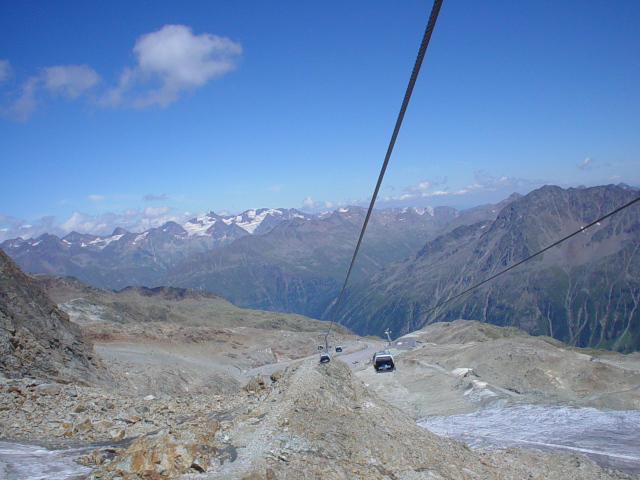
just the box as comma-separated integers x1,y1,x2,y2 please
323,0,444,351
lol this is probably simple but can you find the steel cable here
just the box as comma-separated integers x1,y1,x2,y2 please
324,0,444,347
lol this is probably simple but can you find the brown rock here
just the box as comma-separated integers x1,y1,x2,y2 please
270,370,284,383
109,426,126,441
242,474,264,480
74,417,93,433
244,376,266,392
90,416,220,478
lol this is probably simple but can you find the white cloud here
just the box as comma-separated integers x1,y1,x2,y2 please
405,180,433,193
577,157,594,171
123,208,139,219
43,65,100,98
143,206,173,218
2,76,39,122
0,207,200,242
0,60,12,83
88,194,105,201
300,196,345,212
1,63,99,121
59,211,118,234
459,171,538,193
1,25,241,120
143,193,169,201
105,25,242,108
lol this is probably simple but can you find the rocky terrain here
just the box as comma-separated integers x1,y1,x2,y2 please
1,263,640,479
0,249,104,384
357,320,640,418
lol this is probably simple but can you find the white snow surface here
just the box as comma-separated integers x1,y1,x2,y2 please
81,234,124,250
402,206,434,216
232,208,283,234
419,404,640,474
183,215,218,237
182,209,287,235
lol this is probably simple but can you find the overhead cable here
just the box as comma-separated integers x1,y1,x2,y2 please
324,0,444,345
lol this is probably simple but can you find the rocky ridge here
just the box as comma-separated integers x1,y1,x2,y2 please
136,358,634,480
0,248,104,384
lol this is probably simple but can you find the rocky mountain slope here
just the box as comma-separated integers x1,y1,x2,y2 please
338,184,640,352
30,273,352,335
0,249,104,384
2,264,639,478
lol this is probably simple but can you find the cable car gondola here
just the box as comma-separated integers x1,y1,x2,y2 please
335,345,343,353
372,351,395,372
319,353,331,363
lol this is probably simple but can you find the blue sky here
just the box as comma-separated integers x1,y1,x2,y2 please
1,0,639,241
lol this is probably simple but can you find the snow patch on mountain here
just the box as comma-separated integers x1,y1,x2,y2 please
183,215,218,237
226,208,284,234
83,234,124,250
402,206,434,216
133,232,149,244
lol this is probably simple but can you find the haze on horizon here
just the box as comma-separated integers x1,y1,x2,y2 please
1,1,639,242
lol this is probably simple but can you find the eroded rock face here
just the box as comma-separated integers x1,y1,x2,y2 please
0,248,104,384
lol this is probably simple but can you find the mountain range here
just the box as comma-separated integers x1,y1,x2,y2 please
1,205,495,316
2,184,639,352
1,208,306,290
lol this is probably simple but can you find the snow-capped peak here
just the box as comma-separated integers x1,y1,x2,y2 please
183,213,219,237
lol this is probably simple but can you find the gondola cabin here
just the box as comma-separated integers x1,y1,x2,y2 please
335,345,343,353
319,353,331,363
372,351,395,372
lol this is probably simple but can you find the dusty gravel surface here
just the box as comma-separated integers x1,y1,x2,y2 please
3,287,640,480
358,320,640,418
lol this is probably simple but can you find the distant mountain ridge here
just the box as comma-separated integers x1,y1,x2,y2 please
336,184,640,352
160,204,497,319
0,206,451,291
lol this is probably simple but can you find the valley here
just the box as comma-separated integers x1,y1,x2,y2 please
2,249,640,478
1,184,640,479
